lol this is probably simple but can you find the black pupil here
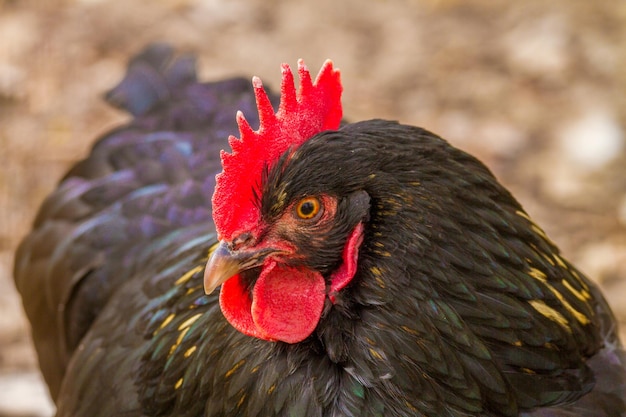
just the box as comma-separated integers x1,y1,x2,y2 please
300,201,315,216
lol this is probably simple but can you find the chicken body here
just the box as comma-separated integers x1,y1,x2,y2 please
14,46,625,416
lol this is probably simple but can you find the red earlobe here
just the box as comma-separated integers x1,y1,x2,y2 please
329,223,365,303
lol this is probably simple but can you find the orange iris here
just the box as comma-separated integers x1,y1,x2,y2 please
295,197,321,219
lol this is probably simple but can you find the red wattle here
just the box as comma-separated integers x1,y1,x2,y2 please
219,262,326,343
252,261,326,343
219,274,266,339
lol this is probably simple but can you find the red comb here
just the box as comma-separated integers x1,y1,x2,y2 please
212,60,343,241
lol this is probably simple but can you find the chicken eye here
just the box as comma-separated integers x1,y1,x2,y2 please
295,197,322,220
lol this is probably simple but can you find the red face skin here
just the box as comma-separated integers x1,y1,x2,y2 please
204,195,364,343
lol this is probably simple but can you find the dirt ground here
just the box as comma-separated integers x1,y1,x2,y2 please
1,0,625,415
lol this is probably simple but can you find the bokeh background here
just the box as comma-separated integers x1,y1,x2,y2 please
1,0,625,415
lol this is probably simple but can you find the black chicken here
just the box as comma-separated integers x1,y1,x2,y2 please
14,45,625,417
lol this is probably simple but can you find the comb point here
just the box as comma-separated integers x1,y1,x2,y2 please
252,76,263,90
279,63,297,114
253,77,276,131
236,111,254,139
298,60,313,93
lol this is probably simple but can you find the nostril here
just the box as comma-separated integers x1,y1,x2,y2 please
230,233,254,251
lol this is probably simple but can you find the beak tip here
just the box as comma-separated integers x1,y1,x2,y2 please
203,282,217,295
203,265,220,295
203,238,274,296
203,241,236,296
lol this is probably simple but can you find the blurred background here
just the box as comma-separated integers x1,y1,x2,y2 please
1,0,625,415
